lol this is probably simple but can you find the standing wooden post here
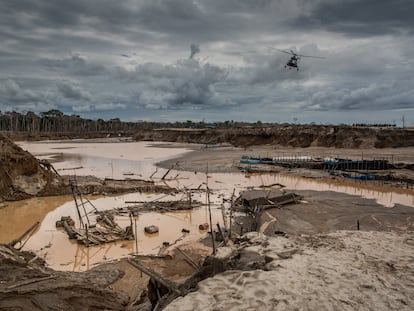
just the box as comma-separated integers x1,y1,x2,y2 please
134,218,138,256
229,188,235,239
71,183,84,229
220,203,227,231
85,224,89,247
206,162,216,255
207,187,216,255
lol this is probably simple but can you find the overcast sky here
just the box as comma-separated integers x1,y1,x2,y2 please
1,0,413,125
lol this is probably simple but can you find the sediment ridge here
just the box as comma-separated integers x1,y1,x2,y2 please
133,125,414,148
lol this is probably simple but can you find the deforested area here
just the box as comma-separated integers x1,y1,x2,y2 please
1,1,414,310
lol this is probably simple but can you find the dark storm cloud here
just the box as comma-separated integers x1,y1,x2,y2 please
116,59,230,109
306,83,414,111
0,0,133,30
56,81,91,101
0,78,56,112
293,0,414,36
0,0,299,48
39,54,106,76
0,79,38,103
0,0,413,123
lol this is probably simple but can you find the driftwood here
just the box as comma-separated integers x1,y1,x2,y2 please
150,168,159,179
57,213,134,246
127,258,182,295
8,221,40,248
216,223,228,246
175,247,200,270
161,168,172,180
5,275,57,291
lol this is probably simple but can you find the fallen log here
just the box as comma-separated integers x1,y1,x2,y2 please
175,247,200,270
8,221,40,248
127,258,182,295
5,275,57,291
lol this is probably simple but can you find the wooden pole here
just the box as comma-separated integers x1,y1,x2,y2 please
86,225,89,247
175,247,200,269
71,183,84,229
220,203,227,231
79,192,90,227
207,187,216,255
217,223,227,246
229,188,235,239
8,221,40,248
127,259,182,295
134,218,138,255
206,162,216,255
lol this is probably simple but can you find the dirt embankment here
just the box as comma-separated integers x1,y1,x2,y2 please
3,125,414,148
0,244,129,310
133,126,414,148
0,133,64,201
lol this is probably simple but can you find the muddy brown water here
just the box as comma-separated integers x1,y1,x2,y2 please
0,139,412,272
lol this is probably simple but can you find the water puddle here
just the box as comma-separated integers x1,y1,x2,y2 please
1,139,411,271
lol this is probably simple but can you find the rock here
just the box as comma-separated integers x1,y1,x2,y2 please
144,225,159,234
198,223,209,230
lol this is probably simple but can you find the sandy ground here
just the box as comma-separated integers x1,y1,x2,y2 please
165,231,414,311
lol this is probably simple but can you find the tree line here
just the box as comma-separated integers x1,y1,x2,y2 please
0,109,261,133
0,110,141,133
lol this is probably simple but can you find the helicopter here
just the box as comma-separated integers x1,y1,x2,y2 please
277,49,324,70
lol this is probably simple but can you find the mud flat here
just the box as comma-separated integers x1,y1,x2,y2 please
2,138,414,310
157,144,414,172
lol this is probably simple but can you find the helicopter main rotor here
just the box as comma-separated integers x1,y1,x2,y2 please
276,49,324,59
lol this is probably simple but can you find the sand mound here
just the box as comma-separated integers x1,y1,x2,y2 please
165,231,414,311
0,132,63,200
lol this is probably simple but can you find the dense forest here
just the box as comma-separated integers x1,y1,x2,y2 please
0,109,272,133
0,109,401,134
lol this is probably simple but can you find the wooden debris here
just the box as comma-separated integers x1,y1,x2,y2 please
5,275,57,291
9,221,40,249
121,199,197,214
56,213,134,246
175,247,200,270
216,223,228,246
237,190,303,211
161,168,172,180
127,258,182,295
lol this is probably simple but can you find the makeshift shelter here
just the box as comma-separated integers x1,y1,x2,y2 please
238,190,302,210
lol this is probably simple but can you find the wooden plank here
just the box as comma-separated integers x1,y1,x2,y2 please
127,258,182,295
175,247,200,269
9,222,40,248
